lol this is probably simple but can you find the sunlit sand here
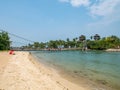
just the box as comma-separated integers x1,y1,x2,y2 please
0,51,87,90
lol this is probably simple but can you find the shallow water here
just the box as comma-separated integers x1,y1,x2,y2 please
31,50,120,90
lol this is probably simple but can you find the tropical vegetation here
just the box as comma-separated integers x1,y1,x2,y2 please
0,30,120,51
25,34,120,50
0,31,11,50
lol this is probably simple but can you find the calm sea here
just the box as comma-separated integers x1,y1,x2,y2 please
31,50,120,90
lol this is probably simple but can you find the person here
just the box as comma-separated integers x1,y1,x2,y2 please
9,50,15,55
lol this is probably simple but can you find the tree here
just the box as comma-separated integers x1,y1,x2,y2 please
72,37,78,48
79,35,86,42
66,38,70,42
20,34,120,50
73,38,76,42
48,40,58,48
87,40,107,50
94,34,100,40
34,42,40,49
90,36,93,40
39,42,45,49
0,31,10,50
105,35,120,48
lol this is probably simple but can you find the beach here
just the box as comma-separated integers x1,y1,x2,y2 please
106,49,120,52
0,51,88,90
31,50,120,90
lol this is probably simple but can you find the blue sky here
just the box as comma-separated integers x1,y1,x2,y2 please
0,0,120,45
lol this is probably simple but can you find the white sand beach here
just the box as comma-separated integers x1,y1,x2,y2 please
106,49,120,52
0,51,88,90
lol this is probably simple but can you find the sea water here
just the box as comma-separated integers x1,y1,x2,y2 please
31,50,120,90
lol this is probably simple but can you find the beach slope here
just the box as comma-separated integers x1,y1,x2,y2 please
0,51,87,90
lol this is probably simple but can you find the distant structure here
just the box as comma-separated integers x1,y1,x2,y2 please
82,40,87,51
0,29,34,50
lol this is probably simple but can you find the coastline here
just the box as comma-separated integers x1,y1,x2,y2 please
31,50,117,90
0,51,87,90
106,49,120,52
0,51,11,69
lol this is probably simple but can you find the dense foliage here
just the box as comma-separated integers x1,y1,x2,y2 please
0,31,11,50
25,34,120,50
1,30,119,51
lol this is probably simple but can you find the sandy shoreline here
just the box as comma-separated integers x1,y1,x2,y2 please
0,51,11,69
0,51,88,90
106,49,120,52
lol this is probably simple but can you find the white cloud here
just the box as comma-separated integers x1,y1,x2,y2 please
88,0,120,26
90,0,120,16
59,0,120,17
70,0,90,7
59,0,90,7
59,0,69,3
59,0,120,26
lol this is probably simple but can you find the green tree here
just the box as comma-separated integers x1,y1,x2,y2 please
0,31,10,50
105,35,120,48
39,42,46,49
79,35,86,42
34,42,40,49
48,40,58,48
90,36,93,40
66,38,70,42
94,34,101,40
28,43,33,49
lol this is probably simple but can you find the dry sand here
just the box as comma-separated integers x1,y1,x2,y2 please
106,49,120,52
0,51,88,90
0,51,11,69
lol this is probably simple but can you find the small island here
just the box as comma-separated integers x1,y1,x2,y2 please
1,31,120,90
20,34,120,51
0,31,120,51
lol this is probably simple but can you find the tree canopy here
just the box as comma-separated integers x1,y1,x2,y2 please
25,34,120,50
0,31,11,50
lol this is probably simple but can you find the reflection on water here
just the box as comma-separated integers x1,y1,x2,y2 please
31,50,120,90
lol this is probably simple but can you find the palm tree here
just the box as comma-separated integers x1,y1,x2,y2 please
90,36,93,40
79,35,86,42
75,37,78,40
66,38,70,42
73,38,76,42
94,34,100,40
34,42,40,49
28,43,33,49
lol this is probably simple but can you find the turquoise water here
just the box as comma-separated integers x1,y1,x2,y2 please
31,50,120,90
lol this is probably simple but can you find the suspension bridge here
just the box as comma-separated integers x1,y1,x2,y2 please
0,29,35,50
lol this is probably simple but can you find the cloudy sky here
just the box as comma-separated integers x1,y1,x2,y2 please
0,0,120,45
